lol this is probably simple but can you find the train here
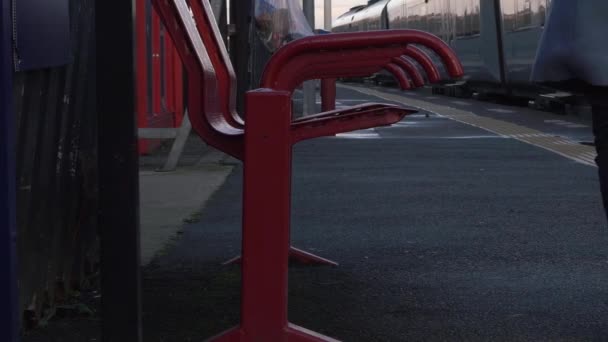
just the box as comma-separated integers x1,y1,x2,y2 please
332,0,566,103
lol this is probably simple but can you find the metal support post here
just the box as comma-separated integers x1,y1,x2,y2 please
97,0,142,340
302,0,316,115
209,90,337,342
1,0,18,339
229,0,252,113
324,0,331,31
321,78,336,111
321,1,335,112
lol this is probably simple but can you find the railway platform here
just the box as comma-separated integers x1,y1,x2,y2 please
139,84,608,341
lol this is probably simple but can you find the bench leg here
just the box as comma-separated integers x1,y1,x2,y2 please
207,324,339,342
222,246,338,266
321,78,337,112
207,90,338,342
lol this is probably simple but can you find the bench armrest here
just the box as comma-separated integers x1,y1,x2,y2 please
260,30,464,91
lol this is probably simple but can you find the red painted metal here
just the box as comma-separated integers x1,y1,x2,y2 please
209,90,347,342
384,63,412,90
292,103,409,143
152,1,466,340
265,46,409,91
153,0,244,158
392,56,425,88
152,11,162,116
222,246,339,266
321,78,337,112
145,11,177,152
189,0,244,127
262,29,464,89
136,0,149,153
164,34,185,125
165,34,175,114
403,45,441,83
136,3,185,154
172,46,184,125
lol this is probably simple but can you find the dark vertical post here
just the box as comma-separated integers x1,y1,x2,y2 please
136,0,150,153
0,0,18,340
302,0,316,115
492,0,509,94
321,78,336,112
96,0,142,341
229,0,252,112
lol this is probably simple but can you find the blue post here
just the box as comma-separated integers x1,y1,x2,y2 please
0,0,18,340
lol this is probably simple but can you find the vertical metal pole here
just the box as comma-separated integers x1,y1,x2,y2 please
136,0,149,153
229,0,252,113
0,0,18,340
241,90,293,339
165,34,175,121
324,0,331,31
302,0,316,115
321,78,336,111
97,0,142,340
152,11,162,117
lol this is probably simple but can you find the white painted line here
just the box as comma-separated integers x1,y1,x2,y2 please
340,84,597,167
337,99,373,102
544,119,589,128
450,100,471,106
487,108,515,113
393,121,420,126
335,128,381,139
446,135,507,139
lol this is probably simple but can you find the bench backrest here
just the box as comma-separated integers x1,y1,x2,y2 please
188,0,243,126
154,0,244,158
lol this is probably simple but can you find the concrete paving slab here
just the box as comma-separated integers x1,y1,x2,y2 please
139,149,235,265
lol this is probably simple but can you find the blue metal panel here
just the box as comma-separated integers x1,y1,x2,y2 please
1,0,18,340
14,0,71,70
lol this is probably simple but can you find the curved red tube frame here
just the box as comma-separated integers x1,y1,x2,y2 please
392,57,425,88
189,0,244,127
269,46,408,91
153,0,244,158
384,63,411,90
403,45,441,83
262,30,464,89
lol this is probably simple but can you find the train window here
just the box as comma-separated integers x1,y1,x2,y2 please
535,0,548,27
508,0,548,30
453,0,479,38
420,3,428,32
512,0,547,30
408,3,420,30
429,0,441,37
464,0,471,36
470,0,480,35
455,1,465,37
502,0,516,32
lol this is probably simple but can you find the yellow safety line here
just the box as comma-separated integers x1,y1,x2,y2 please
341,84,597,168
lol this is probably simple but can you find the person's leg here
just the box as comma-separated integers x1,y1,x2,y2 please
591,90,608,222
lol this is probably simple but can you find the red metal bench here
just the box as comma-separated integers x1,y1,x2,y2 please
153,0,463,340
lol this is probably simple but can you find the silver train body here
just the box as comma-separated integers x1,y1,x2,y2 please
333,0,553,97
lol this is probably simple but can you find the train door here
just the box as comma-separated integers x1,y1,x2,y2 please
386,0,406,29
439,0,454,43
500,0,548,91
478,0,507,87
447,0,496,85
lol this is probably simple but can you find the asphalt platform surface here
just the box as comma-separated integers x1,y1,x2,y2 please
143,86,608,341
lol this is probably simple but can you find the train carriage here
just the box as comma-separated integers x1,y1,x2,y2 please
332,5,366,33
334,0,553,98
